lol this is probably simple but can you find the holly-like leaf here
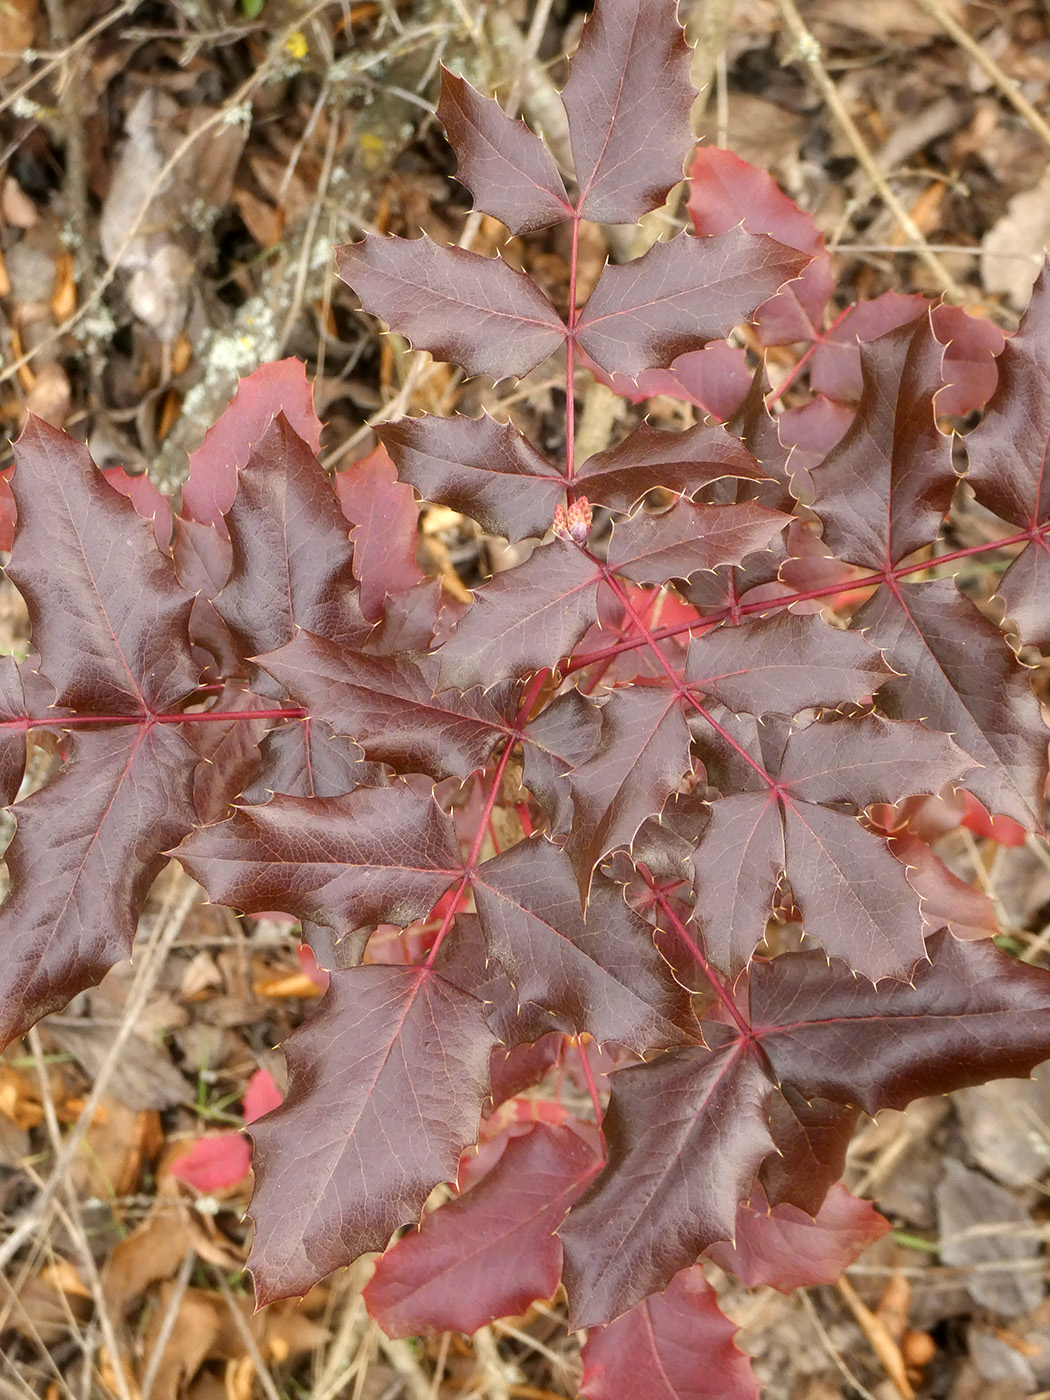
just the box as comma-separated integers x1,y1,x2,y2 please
10,419,198,714
519,688,604,838
335,236,566,381
560,1038,773,1327
810,317,951,571
964,262,1050,650
248,964,495,1306
575,231,810,379
173,785,463,959
259,630,517,783
0,726,197,1044
579,1266,759,1400
691,713,970,978
470,838,698,1051
0,420,202,1043
379,413,565,545
0,656,49,806
606,498,789,586
437,70,572,235
686,611,889,716
241,719,380,803
364,1123,600,1336
434,538,601,689
758,1087,859,1216
707,1182,889,1291
565,687,693,899
750,927,1050,1115
575,419,764,514
852,578,1047,832
560,0,694,224
213,414,360,667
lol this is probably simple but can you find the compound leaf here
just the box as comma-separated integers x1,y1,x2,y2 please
692,714,970,978
248,964,495,1305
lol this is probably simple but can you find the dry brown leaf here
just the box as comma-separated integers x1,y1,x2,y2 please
39,1258,92,1301
936,1159,1045,1316
104,1206,196,1313
141,1286,222,1400
48,1019,187,1110
981,166,1050,308
233,187,283,248
50,250,76,321
0,0,37,79
0,175,38,229
68,1097,161,1201
6,1271,91,1346
0,1063,44,1129
24,360,71,428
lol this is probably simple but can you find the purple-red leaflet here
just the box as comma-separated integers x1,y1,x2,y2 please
364,1123,600,1336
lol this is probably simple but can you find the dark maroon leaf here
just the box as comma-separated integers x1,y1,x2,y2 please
379,413,565,544
606,498,788,585
0,725,196,1045
708,1182,889,1291
248,964,495,1305
575,419,765,514
565,686,693,899
519,688,604,838
809,318,951,571
11,419,198,714
488,1033,567,1108
580,1266,759,1400
437,70,571,234
434,539,600,689
964,263,1050,650
188,684,272,823
259,630,516,782
575,231,810,379
751,927,1050,1115
853,579,1047,832
759,1087,859,1216
335,236,566,381
471,838,697,1052
241,719,381,803
214,414,359,663
560,1039,773,1326
173,785,463,959
686,611,888,715
692,713,970,978
364,1123,600,1336
560,0,694,224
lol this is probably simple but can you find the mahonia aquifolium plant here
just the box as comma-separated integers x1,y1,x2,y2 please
2,0,1050,1393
